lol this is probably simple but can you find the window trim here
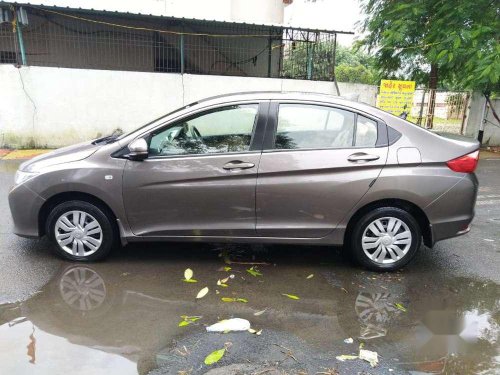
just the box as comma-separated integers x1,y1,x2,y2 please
263,100,389,153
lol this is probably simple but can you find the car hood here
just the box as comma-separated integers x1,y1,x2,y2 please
19,141,100,172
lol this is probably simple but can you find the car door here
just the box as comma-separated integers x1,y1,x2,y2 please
122,102,268,237
256,101,389,238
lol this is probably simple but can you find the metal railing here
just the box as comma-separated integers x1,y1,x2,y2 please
0,4,350,81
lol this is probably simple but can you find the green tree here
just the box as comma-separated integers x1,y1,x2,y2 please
358,0,500,124
282,43,380,84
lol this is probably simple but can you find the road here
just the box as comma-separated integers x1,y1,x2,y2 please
0,156,499,375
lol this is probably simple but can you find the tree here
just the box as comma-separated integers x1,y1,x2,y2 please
281,43,380,84
358,0,500,126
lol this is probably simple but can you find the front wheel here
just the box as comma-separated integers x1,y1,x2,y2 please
350,207,421,271
46,200,116,261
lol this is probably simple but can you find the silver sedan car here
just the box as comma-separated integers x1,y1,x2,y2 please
8,92,479,271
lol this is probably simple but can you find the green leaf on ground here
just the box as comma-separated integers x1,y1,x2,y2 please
246,266,263,277
182,278,198,283
204,348,226,365
282,293,300,300
394,302,407,312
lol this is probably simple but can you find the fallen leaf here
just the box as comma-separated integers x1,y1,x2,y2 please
184,268,194,281
178,316,202,327
336,354,358,362
344,337,354,344
246,266,263,277
182,278,198,283
253,308,268,316
256,329,262,335
248,328,257,334
359,349,379,367
282,293,300,300
204,348,225,365
196,287,209,299
221,297,248,303
394,303,407,312
306,274,314,279
224,266,232,272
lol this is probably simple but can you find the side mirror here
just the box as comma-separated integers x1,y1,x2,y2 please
128,138,148,161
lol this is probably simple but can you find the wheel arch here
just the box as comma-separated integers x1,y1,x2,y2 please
38,191,118,237
344,198,432,248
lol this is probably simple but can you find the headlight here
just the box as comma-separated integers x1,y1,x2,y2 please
14,170,39,185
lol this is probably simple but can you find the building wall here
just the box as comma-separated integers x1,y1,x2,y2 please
0,65,378,148
464,92,500,146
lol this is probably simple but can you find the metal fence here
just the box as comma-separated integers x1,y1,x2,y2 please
409,89,470,134
0,4,349,80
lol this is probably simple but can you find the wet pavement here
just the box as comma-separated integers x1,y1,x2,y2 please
0,158,499,374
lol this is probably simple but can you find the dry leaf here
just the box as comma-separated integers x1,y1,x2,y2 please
184,268,194,281
336,354,358,362
196,287,209,299
253,308,268,316
306,274,314,279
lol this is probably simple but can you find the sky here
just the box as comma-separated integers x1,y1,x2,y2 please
285,0,361,46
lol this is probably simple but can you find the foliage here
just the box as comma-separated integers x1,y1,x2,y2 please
358,0,500,93
281,43,380,84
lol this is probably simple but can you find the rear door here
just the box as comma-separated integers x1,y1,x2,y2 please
256,101,389,238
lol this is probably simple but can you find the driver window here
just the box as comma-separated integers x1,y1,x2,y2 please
149,104,259,157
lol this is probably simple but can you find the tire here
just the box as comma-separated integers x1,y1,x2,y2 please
46,200,116,261
350,207,421,271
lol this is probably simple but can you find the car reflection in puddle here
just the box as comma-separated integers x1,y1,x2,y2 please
0,259,498,374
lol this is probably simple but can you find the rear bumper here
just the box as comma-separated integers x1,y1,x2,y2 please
425,173,477,246
8,183,45,238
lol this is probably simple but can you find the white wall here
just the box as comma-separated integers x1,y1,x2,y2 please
464,92,500,146
0,65,378,148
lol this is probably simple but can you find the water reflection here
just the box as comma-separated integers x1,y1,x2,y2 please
0,258,498,374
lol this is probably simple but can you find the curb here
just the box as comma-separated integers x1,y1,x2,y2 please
0,149,52,160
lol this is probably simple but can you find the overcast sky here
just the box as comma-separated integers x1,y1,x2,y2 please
285,0,361,45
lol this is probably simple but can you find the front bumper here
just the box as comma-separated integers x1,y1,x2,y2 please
8,183,45,238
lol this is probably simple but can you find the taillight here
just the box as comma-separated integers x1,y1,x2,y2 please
446,150,479,173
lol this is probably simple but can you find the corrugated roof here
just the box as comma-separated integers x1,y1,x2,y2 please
0,1,354,34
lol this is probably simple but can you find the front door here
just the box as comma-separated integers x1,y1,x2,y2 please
256,102,388,238
123,103,266,237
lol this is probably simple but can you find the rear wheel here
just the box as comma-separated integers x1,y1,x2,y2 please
350,207,421,271
46,200,116,261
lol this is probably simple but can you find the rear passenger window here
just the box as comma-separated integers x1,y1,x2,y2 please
355,116,378,147
275,104,356,149
275,104,379,150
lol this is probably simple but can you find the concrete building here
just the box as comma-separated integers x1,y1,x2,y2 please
0,1,362,147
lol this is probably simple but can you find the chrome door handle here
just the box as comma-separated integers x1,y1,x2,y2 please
223,161,255,170
348,153,380,162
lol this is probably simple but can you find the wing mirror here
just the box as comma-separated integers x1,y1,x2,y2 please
128,138,148,161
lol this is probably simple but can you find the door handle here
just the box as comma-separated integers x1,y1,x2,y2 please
223,161,255,170
348,153,380,162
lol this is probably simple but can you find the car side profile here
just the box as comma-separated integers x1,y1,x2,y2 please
8,92,479,271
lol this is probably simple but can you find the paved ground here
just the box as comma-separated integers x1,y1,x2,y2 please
0,155,499,375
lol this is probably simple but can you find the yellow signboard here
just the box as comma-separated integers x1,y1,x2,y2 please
376,79,416,117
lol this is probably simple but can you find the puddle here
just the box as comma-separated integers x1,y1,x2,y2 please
0,245,498,374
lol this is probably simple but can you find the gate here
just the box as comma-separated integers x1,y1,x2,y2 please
410,90,470,134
